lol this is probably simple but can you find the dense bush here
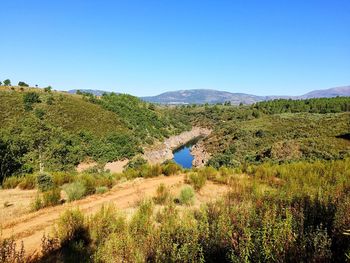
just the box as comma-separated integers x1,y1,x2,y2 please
31,195,43,211
52,172,75,186
18,81,29,87
186,172,207,191
62,182,86,202
207,153,241,169
153,183,170,204
18,174,36,189
253,96,350,114
125,156,147,170
31,188,61,210
23,92,41,111
55,209,91,262
37,173,54,192
162,160,181,176
2,176,22,189
56,209,87,244
95,186,108,194
42,188,61,207
198,166,217,180
37,159,350,262
143,164,162,178
179,186,195,205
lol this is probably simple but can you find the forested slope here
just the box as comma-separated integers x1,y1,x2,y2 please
0,86,190,182
174,97,350,167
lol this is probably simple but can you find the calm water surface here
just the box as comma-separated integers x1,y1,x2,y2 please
173,145,194,168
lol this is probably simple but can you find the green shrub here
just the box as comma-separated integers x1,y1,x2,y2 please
2,176,22,189
307,227,332,262
144,164,162,178
94,232,140,263
153,183,170,204
123,168,139,180
155,206,204,262
79,174,96,195
18,174,36,190
52,172,74,187
56,209,89,245
37,173,54,192
162,160,181,176
31,194,43,211
62,182,86,202
218,167,230,177
23,92,41,111
187,172,206,191
199,166,217,180
96,173,115,188
179,186,195,205
126,156,147,169
43,188,61,207
89,205,126,247
96,186,108,194
129,199,155,249
31,188,61,211
207,153,241,169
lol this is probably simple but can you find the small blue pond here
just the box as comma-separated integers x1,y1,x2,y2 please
172,137,203,169
173,145,194,169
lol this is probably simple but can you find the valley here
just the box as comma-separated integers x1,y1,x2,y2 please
0,85,349,262
2,2,350,261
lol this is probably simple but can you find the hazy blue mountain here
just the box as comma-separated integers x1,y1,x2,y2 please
142,86,350,105
141,89,267,105
300,86,350,99
68,85,350,105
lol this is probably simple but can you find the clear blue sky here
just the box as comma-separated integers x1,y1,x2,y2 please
1,0,349,96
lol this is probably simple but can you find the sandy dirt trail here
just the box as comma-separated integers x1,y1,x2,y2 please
1,175,184,256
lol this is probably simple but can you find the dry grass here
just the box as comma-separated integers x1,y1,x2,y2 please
0,188,38,222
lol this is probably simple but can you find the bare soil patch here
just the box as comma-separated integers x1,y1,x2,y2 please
1,175,228,257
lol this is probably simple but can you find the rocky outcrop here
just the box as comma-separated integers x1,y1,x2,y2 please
77,127,211,173
191,140,211,167
143,127,211,165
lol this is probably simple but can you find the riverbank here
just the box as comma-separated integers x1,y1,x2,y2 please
76,127,211,173
143,127,211,166
191,140,211,167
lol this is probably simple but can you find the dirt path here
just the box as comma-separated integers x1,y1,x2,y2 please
1,175,184,257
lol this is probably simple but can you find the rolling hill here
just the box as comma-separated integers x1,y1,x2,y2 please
0,86,190,174
301,85,350,99
141,86,350,105
69,85,350,105
141,89,266,105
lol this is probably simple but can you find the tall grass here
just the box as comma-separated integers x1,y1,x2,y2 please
38,158,350,263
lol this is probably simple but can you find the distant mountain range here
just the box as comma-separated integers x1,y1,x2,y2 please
68,85,350,105
300,86,350,99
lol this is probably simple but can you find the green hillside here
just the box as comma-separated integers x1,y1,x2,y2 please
1,86,349,181
0,87,126,136
172,97,350,167
0,86,190,181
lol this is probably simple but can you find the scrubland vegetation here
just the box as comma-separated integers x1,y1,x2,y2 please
0,84,349,262
175,97,350,167
2,158,349,262
1,160,183,212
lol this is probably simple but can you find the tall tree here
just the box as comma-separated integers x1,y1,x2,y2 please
3,79,11,86
18,81,29,87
